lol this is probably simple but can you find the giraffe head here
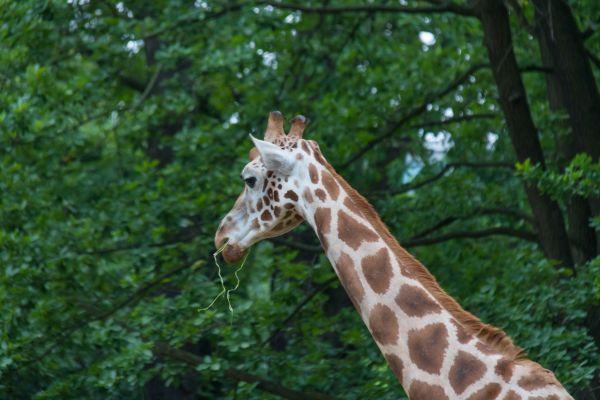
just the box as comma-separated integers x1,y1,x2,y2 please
215,111,315,263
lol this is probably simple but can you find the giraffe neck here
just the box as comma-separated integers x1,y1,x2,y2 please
296,156,572,399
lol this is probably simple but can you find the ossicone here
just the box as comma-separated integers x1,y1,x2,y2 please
288,115,307,139
265,110,285,142
263,111,309,142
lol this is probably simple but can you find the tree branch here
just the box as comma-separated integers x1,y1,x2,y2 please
81,301,335,400
274,217,535,255
505,0,535,35
153,342,334,400
580,17,599,41
79,227,200,255
78,236,193,255
340,63,489,169
410,217,458,239
409,112,497,129
402,226,539,246
409,207,534,239
91,260,204,321
17,259,202,370
32,64,163,145
263,276,338,346
134,65,162,108
519,64,553,74
257,0,477,17
118,74,147,92
473,206,534,224
586,49,600,71
144,3,244,38
384,161,514,195
27,285,335,400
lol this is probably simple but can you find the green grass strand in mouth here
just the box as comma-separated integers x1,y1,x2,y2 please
198,240,230,312
199,241,249,323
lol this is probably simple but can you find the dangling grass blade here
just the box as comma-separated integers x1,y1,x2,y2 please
198,240,229,312
226,249,250,324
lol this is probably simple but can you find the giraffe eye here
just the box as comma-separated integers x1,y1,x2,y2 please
244,177,257,188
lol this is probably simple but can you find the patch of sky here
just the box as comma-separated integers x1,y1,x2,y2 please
486,131,499,151
402,153,425,185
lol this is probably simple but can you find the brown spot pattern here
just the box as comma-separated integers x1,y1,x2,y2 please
284,190,298,202
309,163,319,184
273,206,281,217
384,354,404,383
273,190,279,202
256,199,263,210
503,391,522,400
335,252,364,306
466,383,501,400
260,210,272,221
395,285,441,317
361,248,393,294
407,323,448,375
321,170,339,201
263,195,270,206
451,319,471,344
315,188,327,202
368,304,399,345
301,140,311,155
495,358,513,383
303,188,313,203
408,381,449,400
517,369,557,390
314,207,331,250
449,351,487,395
337,210,379,250
314,148,326,166
343,196,363,217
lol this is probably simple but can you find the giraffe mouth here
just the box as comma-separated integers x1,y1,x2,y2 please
222,243,247,263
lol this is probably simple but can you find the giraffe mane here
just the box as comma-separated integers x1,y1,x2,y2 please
317,150,526,361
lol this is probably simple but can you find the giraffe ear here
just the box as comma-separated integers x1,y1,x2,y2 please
250,134,294,175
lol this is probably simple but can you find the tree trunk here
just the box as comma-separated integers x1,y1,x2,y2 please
532,0,600,257
477,0,573,267
531,3,600,383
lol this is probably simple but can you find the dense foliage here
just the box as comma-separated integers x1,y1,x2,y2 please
1,1,599,399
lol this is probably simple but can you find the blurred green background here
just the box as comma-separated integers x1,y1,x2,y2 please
1,0,599,398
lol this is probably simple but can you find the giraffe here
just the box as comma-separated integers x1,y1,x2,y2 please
214,111,573,400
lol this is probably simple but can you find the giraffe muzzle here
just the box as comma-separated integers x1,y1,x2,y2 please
215,228,248,263
221,243,246,263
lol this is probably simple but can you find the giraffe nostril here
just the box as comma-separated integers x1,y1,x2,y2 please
215,235,230,251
